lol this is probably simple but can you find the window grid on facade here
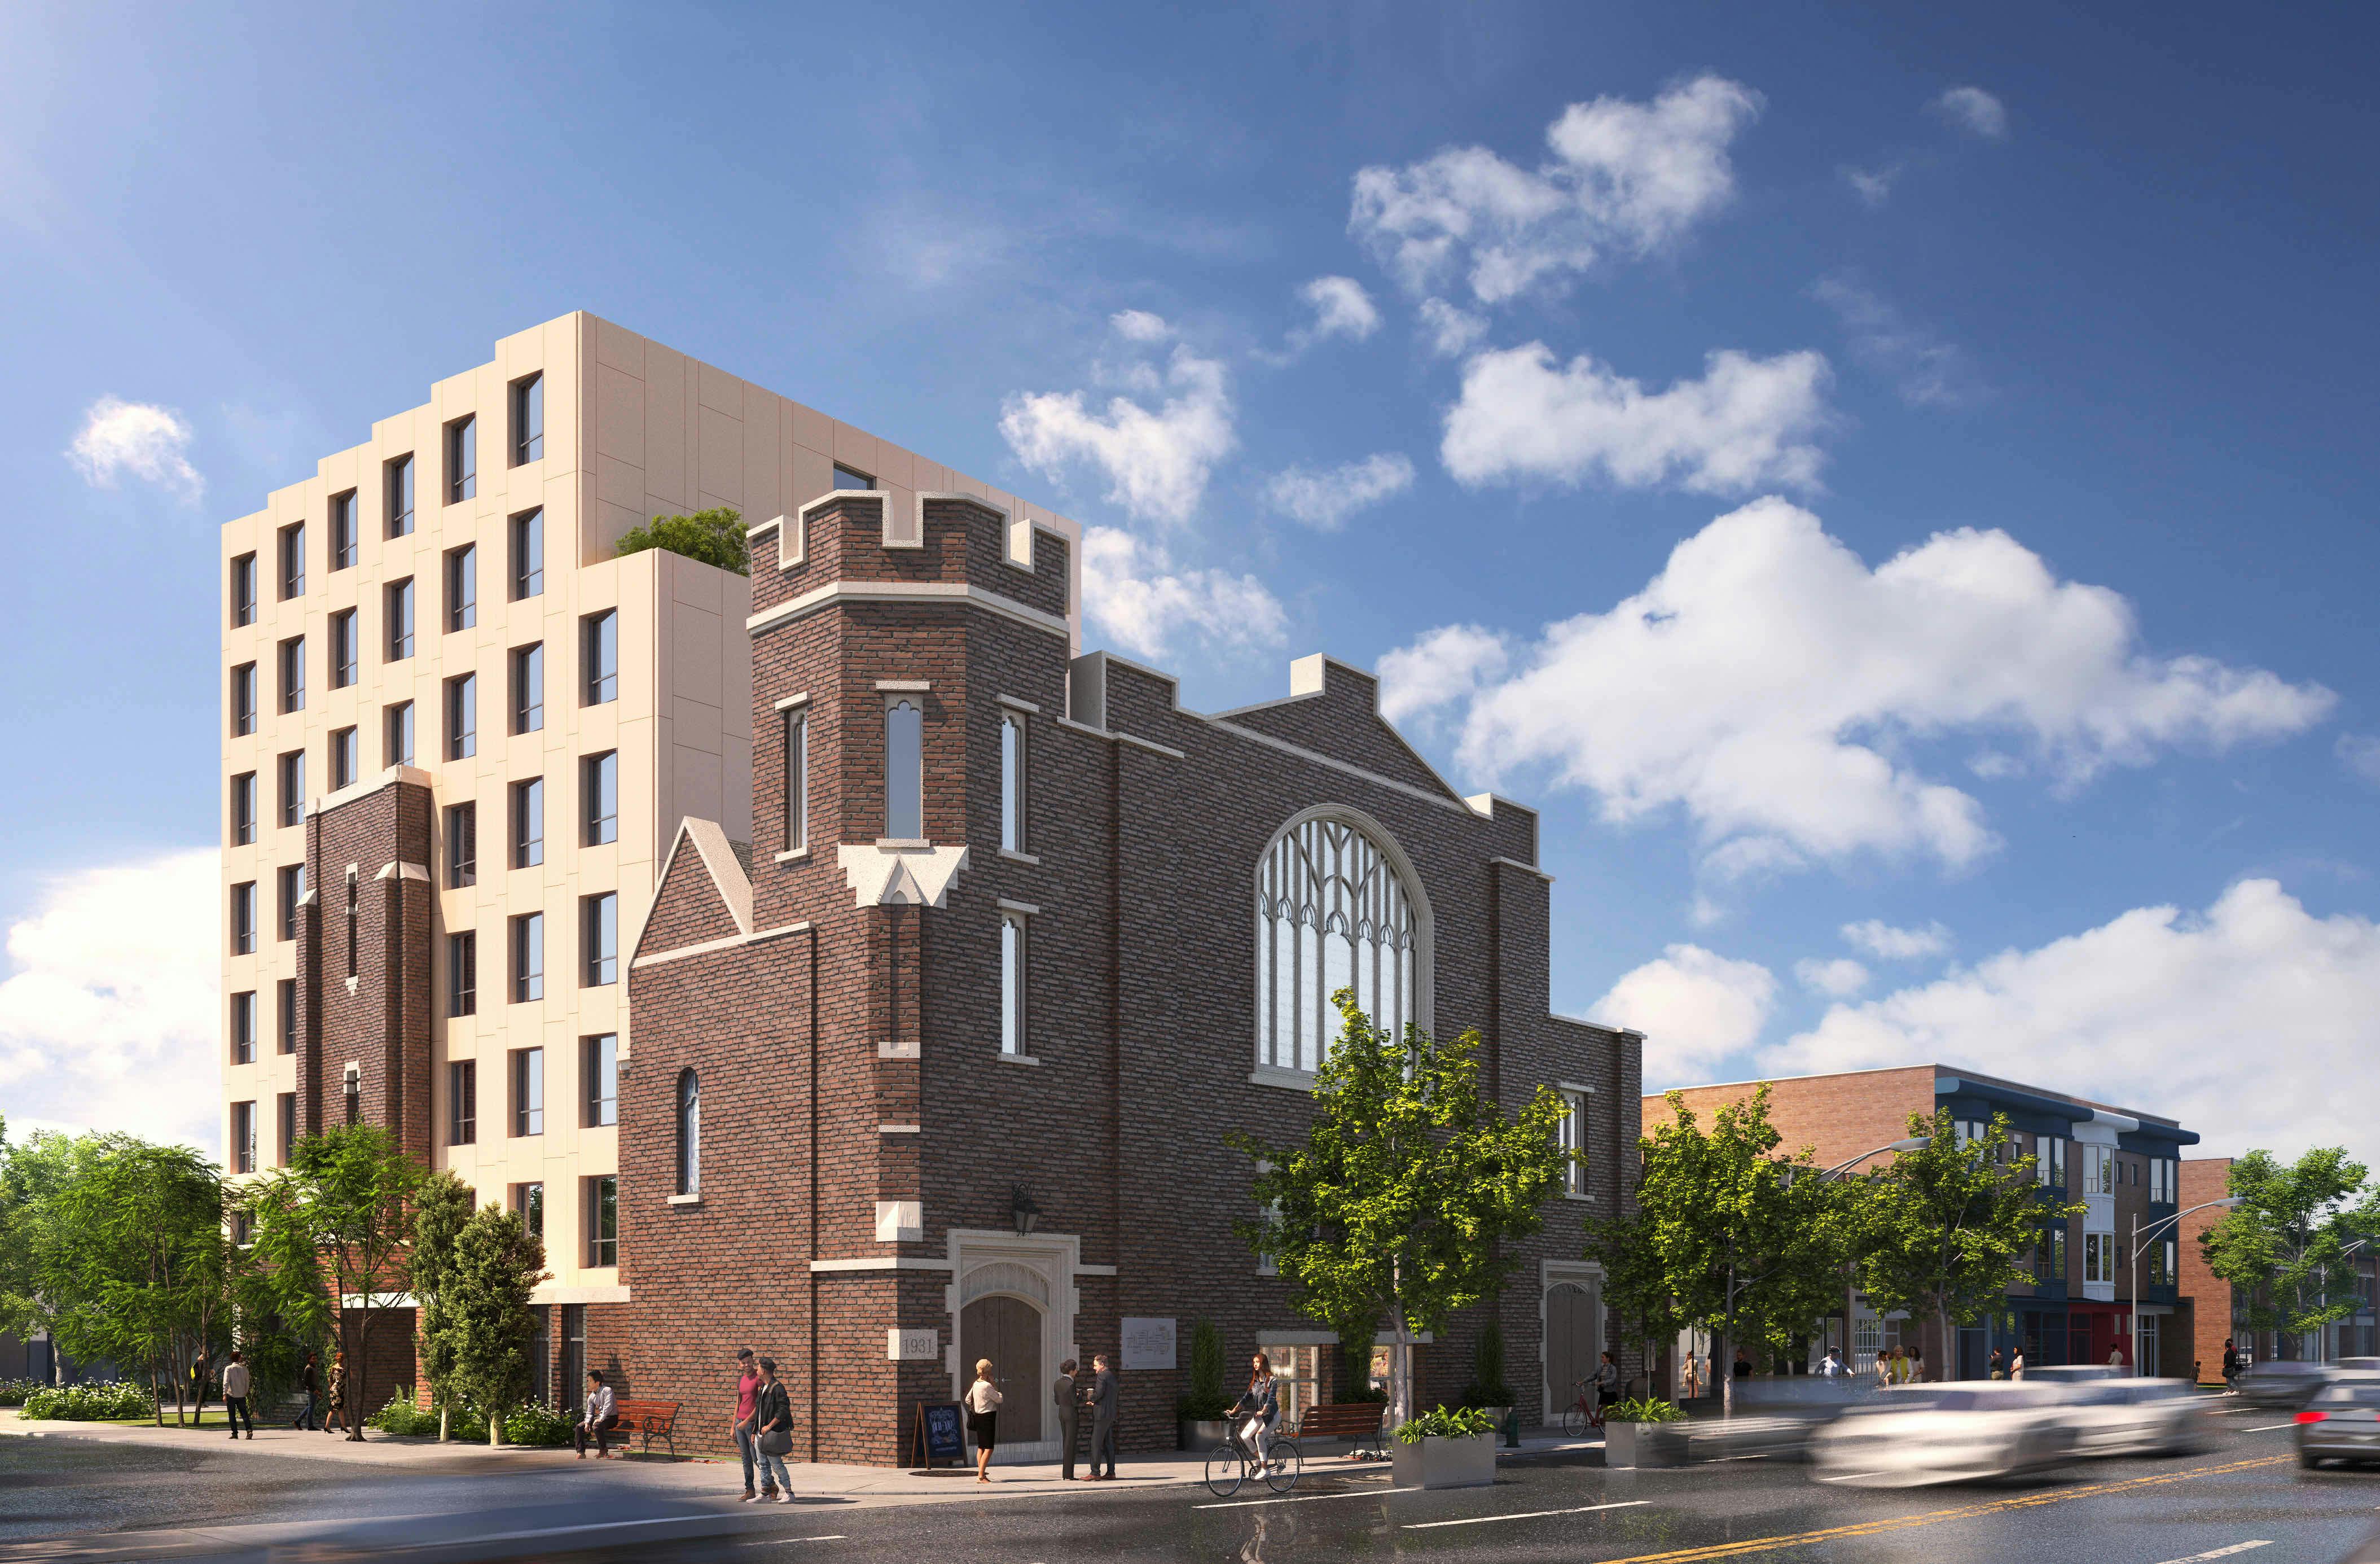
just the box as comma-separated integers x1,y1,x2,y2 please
512,1046,544,1135
328,609,358,687
445,801,476,887
276,1092,296,1166
587,1176,618,1268
511,643,544,734
231,990,256,1065
833,463,874,489
279,636,306,713
675,1070,700,1197
885,698,924,839
232,662,257,736
387,454,415,537
510,509,543,599
512,912,544,1003
1000,711,1027,853
343,869,358,980
278,522,305,600
330,725,358,791
231,553,257,627
231,882,256,955
1254,814,1423,1074
277,978,297,1053
447,930,477,1016
449,1059,477,1145
385,700,415,766
583,1034,617,1127
583,892,618,987
582,751,617,845
783,710,807,853
1559,1090,1589,1195
330,490,358,570
511,375,543,466
511,777,544,868
446,544,477,631
231,1101,256,1175
516,1181,544,1239
446,672,476,759
446,415,476,503
999,911,1027,1056
582,611,617,705
387,578,415,660
277,863,307,943
278,750,305,827
231,772,256,846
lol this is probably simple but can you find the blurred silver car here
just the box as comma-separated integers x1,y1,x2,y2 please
2238,1359,2334,1409
2299,1375,2380,1470
2061,1378,2216,1457
1810,1383,2075,1487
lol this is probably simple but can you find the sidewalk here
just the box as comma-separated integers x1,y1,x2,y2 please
0,1410,1599,1508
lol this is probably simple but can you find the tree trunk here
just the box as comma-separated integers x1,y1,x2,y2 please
439,1403,450,1442
1389,1304,1415,1428
1720,1259,1737,1419
489,1404,503,1447
1935,1303,1951,1383
348,1317,368,1441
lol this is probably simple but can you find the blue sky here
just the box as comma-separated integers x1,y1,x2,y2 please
3,2,2376,1162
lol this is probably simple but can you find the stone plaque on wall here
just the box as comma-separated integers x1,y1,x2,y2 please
888,1328,939,1361
1121,1316,1176,1370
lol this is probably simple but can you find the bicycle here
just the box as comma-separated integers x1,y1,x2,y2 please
1561,1378,1605,1439
1202,1419,1303,1497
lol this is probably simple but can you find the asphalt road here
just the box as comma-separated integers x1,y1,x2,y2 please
3,1408,2375,1563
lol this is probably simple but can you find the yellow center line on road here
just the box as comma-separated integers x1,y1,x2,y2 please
1579,1455,2289,1564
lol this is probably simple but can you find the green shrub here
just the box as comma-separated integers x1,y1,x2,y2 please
367,1388,440,1436
21,1382,155,1421
504,1400,574,1447
1393,1404,1496,1443
1459,1322,1516,1408
1178,1318,1232,1422
1602,1396,1687,1424
614,508,747,575
0,1378,46,1407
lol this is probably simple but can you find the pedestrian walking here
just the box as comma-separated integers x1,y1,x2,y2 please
1987,1348,2004,1381
965,1359,1004,1483
1681,1349,1704,1400
574,1370,621,1458
731,1348,771,1500
2221,1338,2241,1392
1083,1352,1118,1480
1733,1347,1753,1381
1052,1358,1082,1482
2107,1344,2125,1374
1819,1346,1846,1381
748,1357,794,1502
1909,1347,1926,1383
293,1351,320,1430
222,1350,255,1439
2009,1348,2026,1381
323,1352,349,1435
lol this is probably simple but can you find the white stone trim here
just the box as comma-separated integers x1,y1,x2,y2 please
809,1257,954,1273
995,897,1041,916
529,1282,633,1305
1490,856,1553,882
1207,715,1472,814
309,763,435,819
875,1199,924,1243
631,918,812,970
1071,1263,1118,1277
879,1123,921,1134
1556,1081,1598,1096
915,491,1033,570
875,679,932,691
945,1226,1082,1465
772,847,811,865
838,842,969,909
879,1040,921,1059
997,848,1040,866
374,861,432,882
773,691,812,711
666,1193,701,1206
748,511,802,573
996,693,1041,713
995,1052,1041,1067
631,817,754,968
1248,1064,1318,1093
748,579,1069,641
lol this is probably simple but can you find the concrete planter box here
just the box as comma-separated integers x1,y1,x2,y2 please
1392,1433,1497,1489
1179,1419,1230,1452
1603,1420,1689,1468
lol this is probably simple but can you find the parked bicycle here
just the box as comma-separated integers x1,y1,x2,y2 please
1562,1376,1605,1439
1202,1421,1303,1497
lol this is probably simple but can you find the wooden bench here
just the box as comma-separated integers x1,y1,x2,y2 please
1290,1401,1388,1457
609,1399,683,1458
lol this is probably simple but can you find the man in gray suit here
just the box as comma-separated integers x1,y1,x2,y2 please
1083,1352,1118,1480
1052,1358,1082,1481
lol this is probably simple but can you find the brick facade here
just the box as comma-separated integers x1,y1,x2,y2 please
611,493,1643,1464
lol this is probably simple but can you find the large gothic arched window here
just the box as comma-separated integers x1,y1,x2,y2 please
1254,811,1428,1075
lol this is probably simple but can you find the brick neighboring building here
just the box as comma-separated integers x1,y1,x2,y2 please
2183,1156,2379,1374
1646,1065,2201,1382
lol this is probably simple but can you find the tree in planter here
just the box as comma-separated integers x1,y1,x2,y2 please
1605,1088,1858,1416
410,1172,476,1441
428,1203,548,1447
1178,1317,1231,1426
1229,993,1571,1425
1459,1320,1516,1412
247,1124,425,1441
2201,1147,2378,1360
615,507,747,574
1854,1109,2080,1377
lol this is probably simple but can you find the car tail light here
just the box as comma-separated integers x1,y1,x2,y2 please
2295,1410,2327,1424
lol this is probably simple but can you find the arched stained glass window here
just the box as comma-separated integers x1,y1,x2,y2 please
1254,811,1427,1074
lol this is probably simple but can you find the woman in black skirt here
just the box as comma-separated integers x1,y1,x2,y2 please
965,1358,1004,1483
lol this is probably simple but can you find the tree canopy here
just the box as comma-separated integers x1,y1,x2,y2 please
2201,1146,2378,1359
614,507,747,574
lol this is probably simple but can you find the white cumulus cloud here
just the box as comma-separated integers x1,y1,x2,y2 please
1794,957,1872,997
1417,297,1488,358
1263,453,1416,532
1764,879,2380,1169
1843,161,1905,207
0,849,222,1154
66,396,204,502
1378,624,1510,725
1933,86,2009,140
1384,497,2334,872
1442,344,1834,495
1081,525,1285,661
1298,276,1380,343
1351,76,1763,305
1000,320,1236,528
1842,919,1955,961
1592,943,1778,1087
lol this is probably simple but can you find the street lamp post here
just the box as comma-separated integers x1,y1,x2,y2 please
2131,1197,2245,1376
1820,1136,1930,1377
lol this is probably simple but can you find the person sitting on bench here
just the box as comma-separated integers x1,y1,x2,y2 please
575,1370,621,1458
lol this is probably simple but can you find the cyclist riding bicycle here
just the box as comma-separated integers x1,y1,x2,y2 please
1231,1352,1281,1467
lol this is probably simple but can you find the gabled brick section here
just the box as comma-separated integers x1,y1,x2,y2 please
1214,656,1470,807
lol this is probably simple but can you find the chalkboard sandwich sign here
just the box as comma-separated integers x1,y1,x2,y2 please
910,1400,967,1471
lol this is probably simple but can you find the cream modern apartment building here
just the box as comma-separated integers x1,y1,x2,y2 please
218,311,1081,1337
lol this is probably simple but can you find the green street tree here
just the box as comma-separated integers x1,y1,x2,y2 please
247,1124,425,1440
2201,1147,2379,1360
0,1119,103,1360
1852,1109,2080,1374
410,1171,476,1441
429,1203,549,1447
615,507,747,574
36,1138,232,1425
1227,992,1572,1424
1602,1087,1856,1416
1583,1201,1686,1390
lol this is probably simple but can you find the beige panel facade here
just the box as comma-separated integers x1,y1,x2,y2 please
217,312,1081,1299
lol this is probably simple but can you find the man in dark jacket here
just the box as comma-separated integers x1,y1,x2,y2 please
2221,1338,2241,1391
1083,1353,1118,1480
1052,1359,1082,1482
293,1351,320,1430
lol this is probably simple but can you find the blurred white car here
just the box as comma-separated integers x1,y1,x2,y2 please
1810,1383,2076,1487
2060,1378,2216,1457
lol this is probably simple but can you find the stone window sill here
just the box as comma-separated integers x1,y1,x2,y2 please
666,1193,701,1207
1248,1064,1318,1093
997,1052,1041,1067
999,848,1040,865
774,846,810,864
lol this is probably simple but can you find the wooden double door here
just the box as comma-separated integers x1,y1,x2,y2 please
1545,1282,1599,1416
959,1293,1043,1444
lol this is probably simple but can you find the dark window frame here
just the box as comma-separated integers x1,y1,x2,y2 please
386,453,416,538
329,489,358,571
510,374,544,467
445,415,477,504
